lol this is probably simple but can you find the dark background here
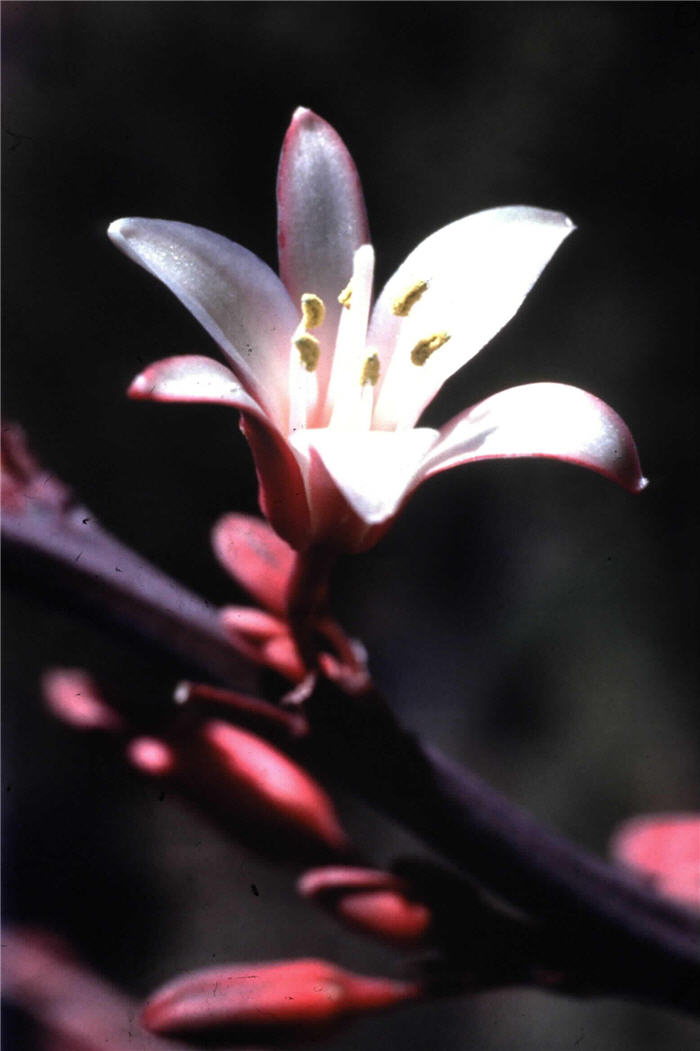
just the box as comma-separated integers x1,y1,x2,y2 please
3,3,699,1049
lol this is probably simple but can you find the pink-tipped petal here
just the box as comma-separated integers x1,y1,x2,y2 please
211,513,296,614
127,357,311,546
370,207,575,430
291,427,439,530
277,108,369,416
239,412,311,550
610,814,700,912
420,382,647,492
128,355,267,417
109,218,297,425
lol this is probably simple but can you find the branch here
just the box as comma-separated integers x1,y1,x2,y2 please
2,434,698,1016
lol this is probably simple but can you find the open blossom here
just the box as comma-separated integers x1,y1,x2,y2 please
109,108,645,552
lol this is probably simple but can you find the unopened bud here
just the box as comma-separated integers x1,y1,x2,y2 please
219,605,287,641
142,958,420,1043
211,513,295,615
610,813,700,912
220,608,305,681
130,719,349,861
41,669,124,733
127,737,177,777
298,867,432,945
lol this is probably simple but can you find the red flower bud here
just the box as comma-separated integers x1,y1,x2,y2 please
220,605,288,640
127,737,177,777
41,668,124,733
220,608,306,681
298,867,432,946
141,958,420,1043
129,719,349,861
211,513,295,616
610,813,700,911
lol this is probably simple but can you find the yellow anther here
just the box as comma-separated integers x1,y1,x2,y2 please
360,353,380,387
337,281,353,309
392,279,428,317
410,331,451,366
294,334,321,372
301,293,326,329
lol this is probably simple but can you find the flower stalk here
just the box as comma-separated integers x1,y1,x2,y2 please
2,441,698,1015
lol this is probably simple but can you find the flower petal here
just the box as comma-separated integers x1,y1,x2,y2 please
128,355,268,417
109,218,298,426
420,382,647,492
370,207,575,430
291,428,439,528
277,108,370,420
240,414,311,550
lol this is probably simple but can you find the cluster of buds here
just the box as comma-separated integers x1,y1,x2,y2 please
37,668,437,1046
211,511,367,685
42,667,349,864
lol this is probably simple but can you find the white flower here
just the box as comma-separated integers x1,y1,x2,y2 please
109,107,645,552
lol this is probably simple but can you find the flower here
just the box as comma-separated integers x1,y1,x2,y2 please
109,107,646,553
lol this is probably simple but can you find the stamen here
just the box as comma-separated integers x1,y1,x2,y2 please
392,279,428,317
337,281,353,309
300,293,325,329
360,353,380,387
410,331,450,366
294,334,321,372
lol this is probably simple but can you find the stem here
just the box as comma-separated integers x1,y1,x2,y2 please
3,500,257,691
285,545,337,669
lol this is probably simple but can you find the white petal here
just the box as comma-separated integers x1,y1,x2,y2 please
369,207,575,430
420,382,648,492
109,218,297,427
290,427,439,525
128,355,269,420
276,109,370,416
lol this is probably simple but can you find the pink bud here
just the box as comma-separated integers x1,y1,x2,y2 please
610,813,700,911
142,958,420,1042
131,719,349,860
211,513,295,615
220,608,306,681
220,605,288,641
298,867,432,946
127,737,177,777
41,669,124,733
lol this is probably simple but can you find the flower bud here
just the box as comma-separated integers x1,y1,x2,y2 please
211,513,295,615
298,867,432,946
141,958,420,1043
129,719,350,861
220,607,306,681
41,668,124,733
610,813,700,911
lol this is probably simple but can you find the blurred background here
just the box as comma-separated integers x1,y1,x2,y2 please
3,3,698,1048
